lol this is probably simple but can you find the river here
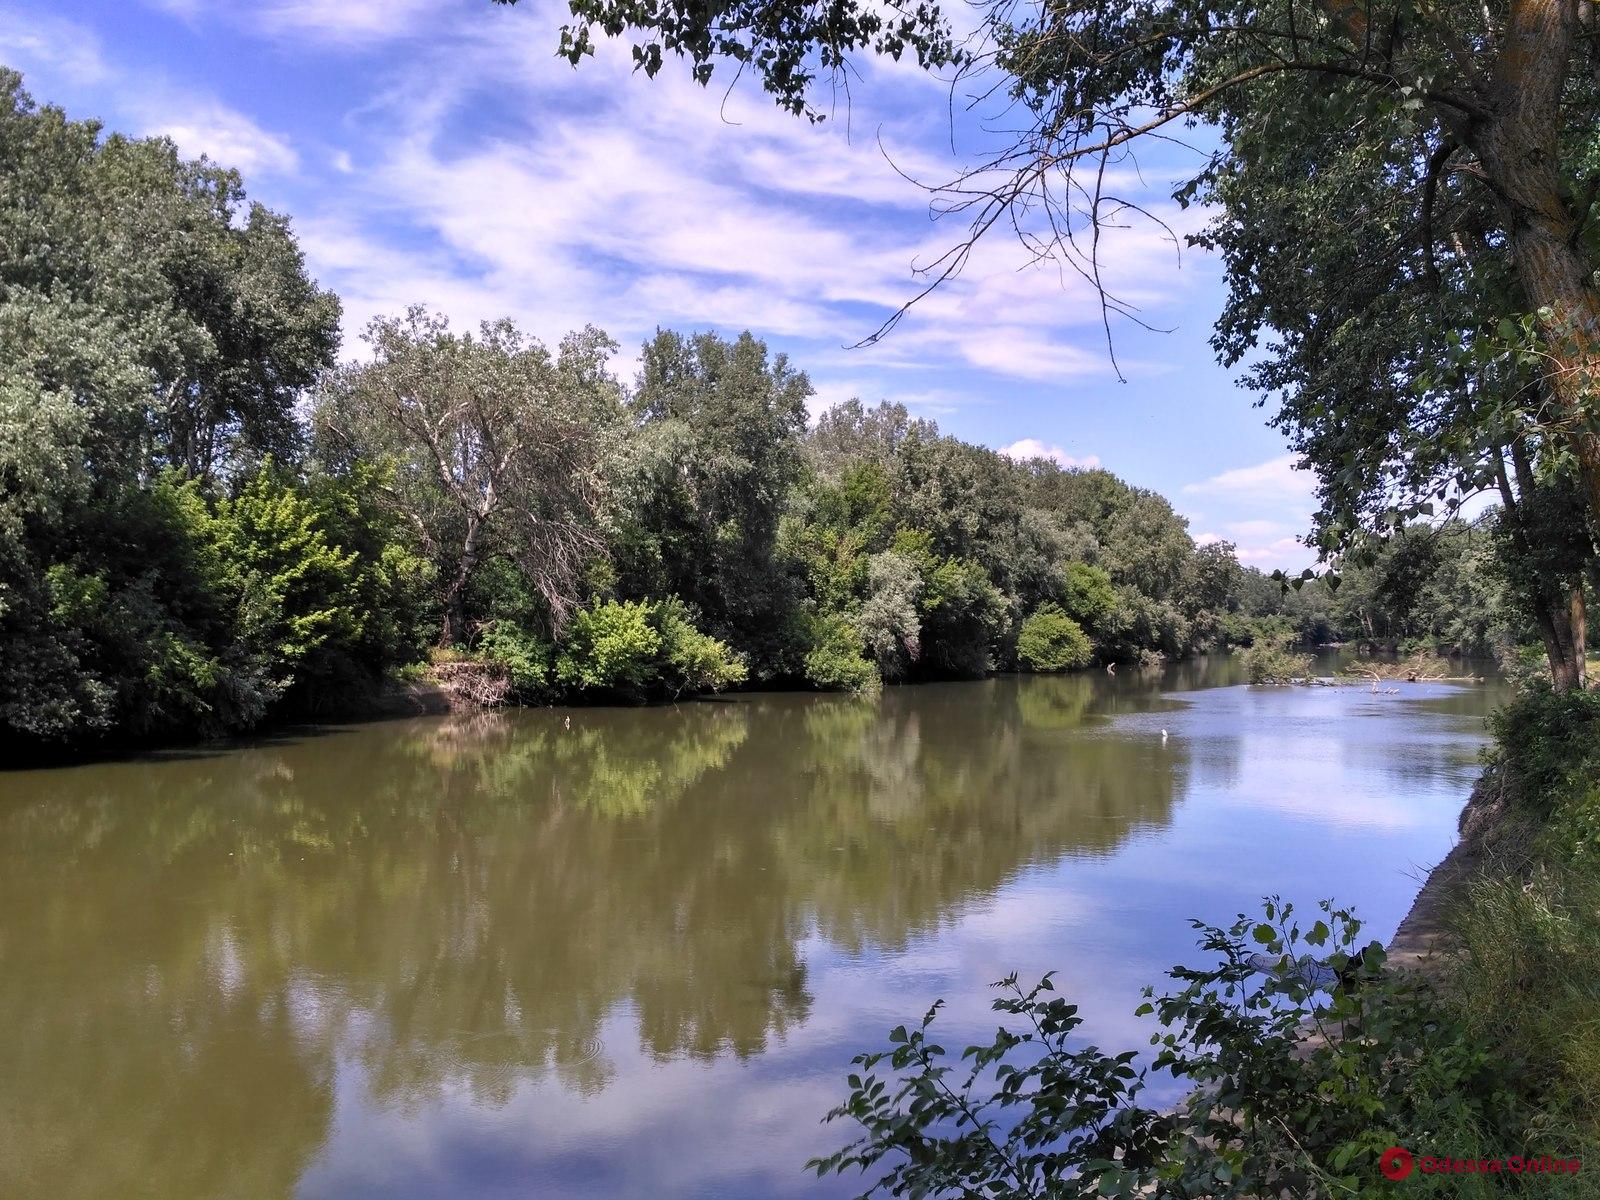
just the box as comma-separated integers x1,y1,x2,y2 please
0,654,1503,1199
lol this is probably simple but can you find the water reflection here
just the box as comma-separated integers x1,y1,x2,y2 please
0,657,1502,1200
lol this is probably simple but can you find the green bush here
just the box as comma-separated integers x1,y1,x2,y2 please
1445,685,1600,1137
803,611,881,695
655,596,747,697
814,900,1541,1200
1486,683,1600,814
555,599,663,696
553,597,746,701
477,619,552,700
1016,603,1092,671
207,468,365,697
1242,639,1314,683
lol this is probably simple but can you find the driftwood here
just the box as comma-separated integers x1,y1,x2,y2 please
428,660,512,710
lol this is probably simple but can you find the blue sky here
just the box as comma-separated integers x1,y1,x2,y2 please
1,0,1320,569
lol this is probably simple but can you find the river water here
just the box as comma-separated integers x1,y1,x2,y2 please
0,655,1503,1198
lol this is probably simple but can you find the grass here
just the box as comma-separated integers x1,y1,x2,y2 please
1434,684,1600,1162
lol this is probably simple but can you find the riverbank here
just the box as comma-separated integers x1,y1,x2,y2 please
1390,684,1600,1160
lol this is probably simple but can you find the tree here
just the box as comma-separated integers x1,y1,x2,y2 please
1016,603,1092,671
313,309,621,645
0,68,338,496
611,329,811,671
501,0,1600,685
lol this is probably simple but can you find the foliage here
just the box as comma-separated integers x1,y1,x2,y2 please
1485,685,1600,817
552,597,745,702
314,308,621,644
610,329,811,674
1057,562,1117,638
1444,685,1600,1147
1016,604,1092,673
814,901,1531,1199
494,0,960,122
554,599,664,697
1242,638,1314,685
477,620,552,700
0,68,338,503
803,611,881,695
858,551,923,681
654,595,749,697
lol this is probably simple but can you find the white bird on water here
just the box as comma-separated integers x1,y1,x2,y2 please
1161,729,1169,741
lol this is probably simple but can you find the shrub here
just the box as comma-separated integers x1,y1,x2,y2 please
654,596,747,697
814,900,1534,1200
804,611,881,695
1486,683,1600,813
207,468,365,699
1242,638,1314,684
1016,603,1092,671
555,599,663,697
552,597,746,701
477,619,552,700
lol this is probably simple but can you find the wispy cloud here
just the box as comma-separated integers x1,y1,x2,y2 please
141,99,299,174
998,438,1100,470
0,6,109,85
1182,454,1315,503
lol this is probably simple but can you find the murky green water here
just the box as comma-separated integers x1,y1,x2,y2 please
0,656,1503,1198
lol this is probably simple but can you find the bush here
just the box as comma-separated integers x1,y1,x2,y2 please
1486,683,1600,813
553,597,746,702
1444,685,1600,1137
477,619,552,700
1242,639,1314,684
654,595,747,697
814,900,1540,1200
555,599,664,697
1016,603,1092,671
804,611,881,695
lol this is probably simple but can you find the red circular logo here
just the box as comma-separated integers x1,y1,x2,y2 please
1381,1146,1415,1181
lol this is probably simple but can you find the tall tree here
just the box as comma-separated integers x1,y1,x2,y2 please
313,309,621,645
494,0,1600,684
610,329,810,668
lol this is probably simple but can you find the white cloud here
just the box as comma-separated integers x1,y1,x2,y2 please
1182,454,1315,503
214,5,1211,388
998,438,1100,470
141,100,299,175
0,7,109,85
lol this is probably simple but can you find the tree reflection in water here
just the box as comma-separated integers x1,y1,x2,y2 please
0,658,1498,1200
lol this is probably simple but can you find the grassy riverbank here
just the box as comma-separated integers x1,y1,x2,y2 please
1437,686,1600,1157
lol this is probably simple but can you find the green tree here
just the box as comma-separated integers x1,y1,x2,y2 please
1016,604,1092,672
611,329,810,673
314,309,621,646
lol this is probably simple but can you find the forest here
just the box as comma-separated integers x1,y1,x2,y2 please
2,66,1528,753
9,0,1600,1186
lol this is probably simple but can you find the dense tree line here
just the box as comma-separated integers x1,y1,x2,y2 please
0,69,1556,753
509,0,1600,697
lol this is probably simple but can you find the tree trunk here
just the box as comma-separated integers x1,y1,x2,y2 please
1571,585,1589,686
1472,0,1600,529
1494,454,1584,688
439,516,482,649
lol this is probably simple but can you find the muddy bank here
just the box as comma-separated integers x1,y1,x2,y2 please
1387,769,1505,975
